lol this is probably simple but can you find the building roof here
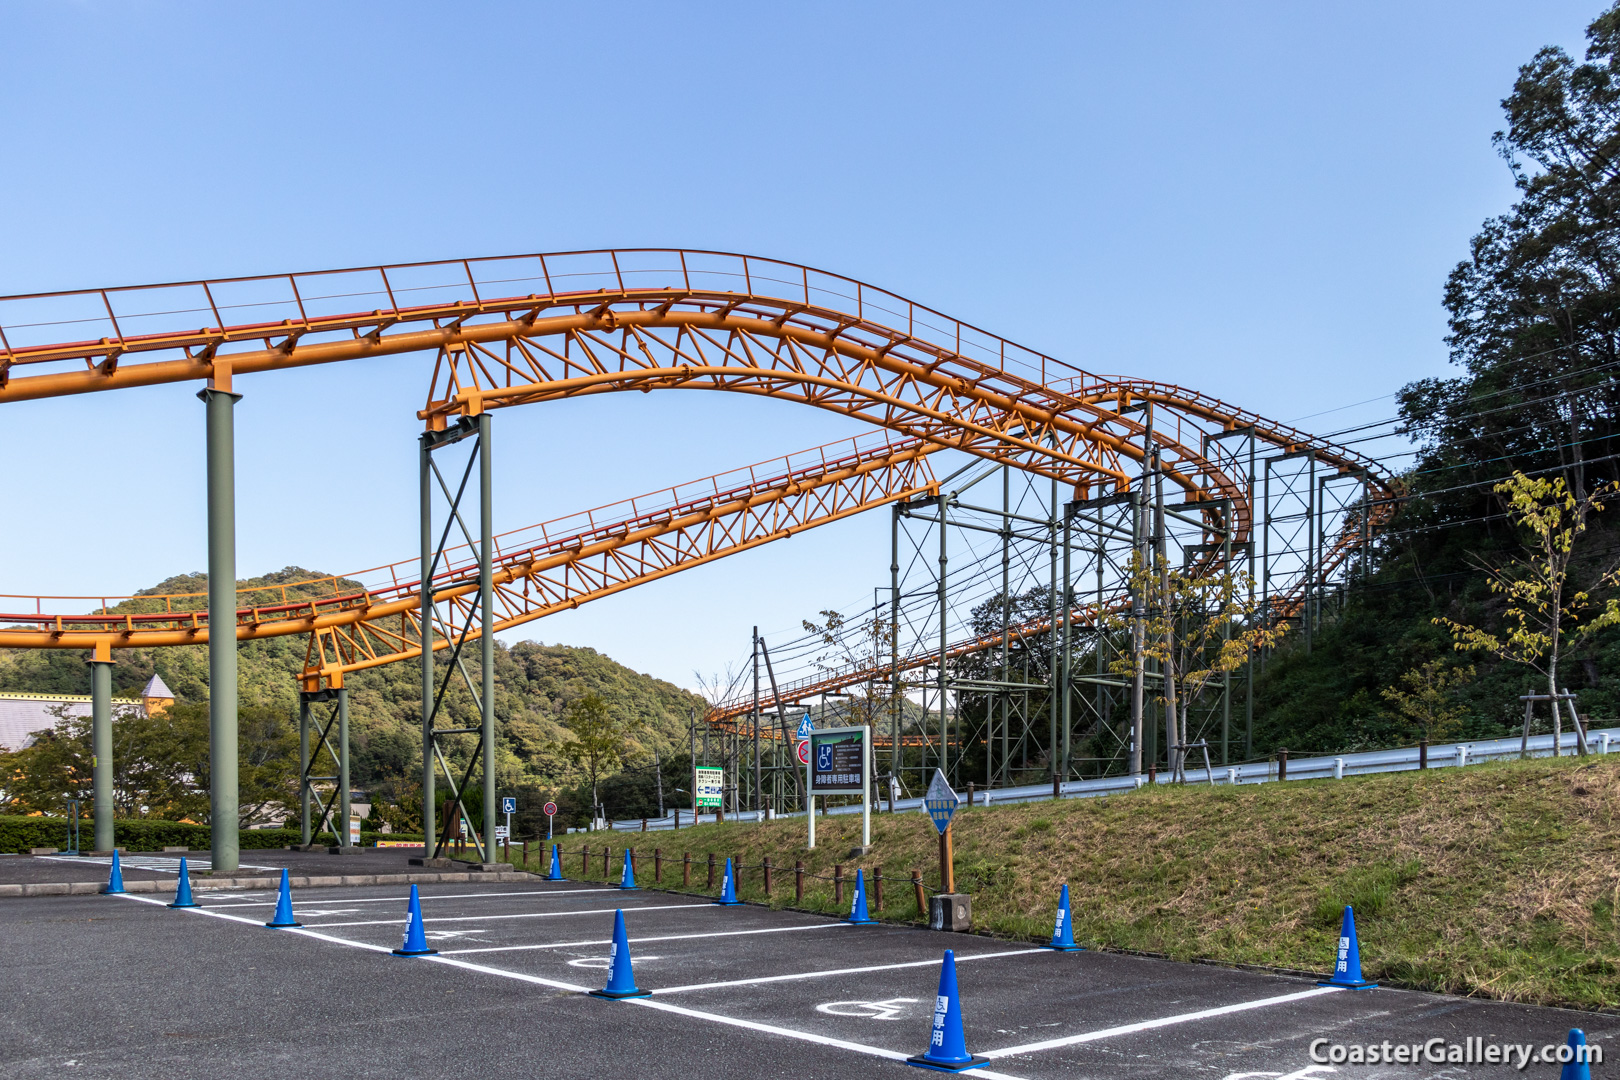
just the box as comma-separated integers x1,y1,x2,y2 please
0,693,91,752
0,692,141,752
141,674,174,700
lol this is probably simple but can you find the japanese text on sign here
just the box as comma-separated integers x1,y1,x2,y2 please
808,728,866,794
695,766,724,808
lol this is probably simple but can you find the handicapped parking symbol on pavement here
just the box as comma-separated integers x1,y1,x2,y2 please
815,998,919,1020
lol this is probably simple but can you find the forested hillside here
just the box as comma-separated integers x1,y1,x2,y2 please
0,567,707,827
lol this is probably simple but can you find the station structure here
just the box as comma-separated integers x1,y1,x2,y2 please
0,249,1394,868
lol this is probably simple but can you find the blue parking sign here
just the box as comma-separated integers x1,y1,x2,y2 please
501,797,517,814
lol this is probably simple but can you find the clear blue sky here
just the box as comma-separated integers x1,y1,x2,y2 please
0,1,1599,692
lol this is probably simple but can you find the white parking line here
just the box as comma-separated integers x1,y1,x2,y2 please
980,985,1346,1059
627,996,1030,1080
649,949,1049,995
442,921,852,955
303,902,711,928
111,891,1025,1076
208,887,618,908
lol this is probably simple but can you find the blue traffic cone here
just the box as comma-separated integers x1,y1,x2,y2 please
392,883,437,956
846,869,875,925
264,868,301,928
101,850,125,895
547,843,565,881
168,856,199,908
1042,883,1081,951
588,909,652,999
1318,905,1376,989
907,950,989,1072
618,848,638,890
1561,1028,1593,1080
713,857,743,906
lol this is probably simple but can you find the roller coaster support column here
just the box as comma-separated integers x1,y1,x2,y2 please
752,627,761,812
88,643,113,853
339,683,352,846
418,412,492,861
201,381,241,874
1155,450,1179,779
890,503,902,790
298,696,310,845
418,431,436,855
478,412,496,864
1060,501,1074,783
1048,464,1059,793
297,687,347,844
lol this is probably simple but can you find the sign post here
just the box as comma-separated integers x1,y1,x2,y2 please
924,769,968,930
502,796,516,850
542,800,558,840
795,714,813,839
807,725,870,850
695,767,724,819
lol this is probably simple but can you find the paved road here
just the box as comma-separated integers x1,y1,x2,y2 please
0,847,446,886
2,880,1612,1078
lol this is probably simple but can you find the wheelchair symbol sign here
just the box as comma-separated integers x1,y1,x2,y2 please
816,744,834,770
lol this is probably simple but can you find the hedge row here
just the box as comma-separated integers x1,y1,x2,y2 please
0,815,423,854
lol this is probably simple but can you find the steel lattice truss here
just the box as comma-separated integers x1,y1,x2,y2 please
0,248,1397,713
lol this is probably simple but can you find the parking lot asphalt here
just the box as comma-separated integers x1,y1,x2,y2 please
2,878,1613,1079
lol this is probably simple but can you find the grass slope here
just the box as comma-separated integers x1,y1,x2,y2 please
521,754,1620,1011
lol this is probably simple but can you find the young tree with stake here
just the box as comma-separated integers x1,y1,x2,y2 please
1436,472,1620,755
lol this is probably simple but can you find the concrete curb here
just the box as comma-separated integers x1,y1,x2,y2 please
0,871,541,898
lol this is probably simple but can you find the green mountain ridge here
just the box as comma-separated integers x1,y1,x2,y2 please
0,566,708,817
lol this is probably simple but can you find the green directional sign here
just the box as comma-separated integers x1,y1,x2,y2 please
694,766,724,809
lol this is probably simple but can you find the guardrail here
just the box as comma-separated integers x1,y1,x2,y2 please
600,727,1620,832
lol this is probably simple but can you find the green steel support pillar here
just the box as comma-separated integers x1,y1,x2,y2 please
478,412,497,863
89,652,114,852
338,686,351,846
419,432,436,856
200,385,240,874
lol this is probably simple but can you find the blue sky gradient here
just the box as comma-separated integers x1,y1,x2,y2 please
0,2,1599,689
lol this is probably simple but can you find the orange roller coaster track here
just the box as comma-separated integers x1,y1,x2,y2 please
0,249,1396,693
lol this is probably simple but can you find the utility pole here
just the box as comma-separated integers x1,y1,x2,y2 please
654,749,665,818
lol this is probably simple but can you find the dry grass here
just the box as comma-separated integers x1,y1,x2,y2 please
516,754,1620,1011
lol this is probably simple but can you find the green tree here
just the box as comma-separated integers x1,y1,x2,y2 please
1403,3,1620,509
557,693,639,819
1437,472,1620,752
1380,661,1475,744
